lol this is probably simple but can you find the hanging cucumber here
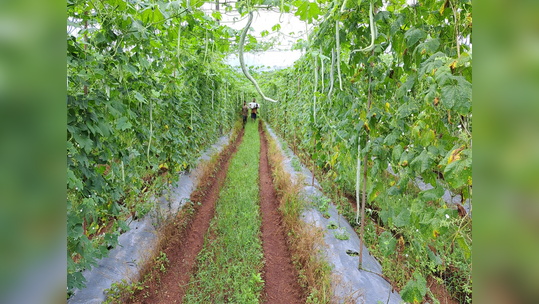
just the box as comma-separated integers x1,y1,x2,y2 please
239,11,278,102
328,48,335,102
336,20,343,91
350,1,376,55
320,45,325,92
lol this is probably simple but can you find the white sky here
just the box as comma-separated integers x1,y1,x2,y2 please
200,3,311,69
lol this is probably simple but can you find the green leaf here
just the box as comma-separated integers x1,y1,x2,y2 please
394,207,410,228
272,23,281,32
456,233,471,260
368,181,383,201
294,1,319,23
420,185,445,202
427,247,443,265
401,271,427,303
73,132,93,153
404,27,426,47
116,117,132,131
384,132,398,146
415,38,440,55
134,91,146,103
444,158,472,189
67,167,83,190
410,150,433,173
392,145,403,163
380,207,393,226
419,52,446,76
212,11,222,21
191,0,204,8
440,77,472,114
420,129,435,147
379,231,397,257
68,223,83,239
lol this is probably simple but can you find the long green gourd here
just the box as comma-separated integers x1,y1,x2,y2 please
239,11,278,103
147,100,152,163
329,48,335,102
204,29,208,63
320,45,324,92
335,19,343,91
350,1,376,55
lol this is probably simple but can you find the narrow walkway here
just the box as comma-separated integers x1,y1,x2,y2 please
182,121,263,303
135,128,245,303
258,122,303,303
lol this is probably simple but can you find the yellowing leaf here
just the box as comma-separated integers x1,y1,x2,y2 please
448,146,464,164
439,0,448,15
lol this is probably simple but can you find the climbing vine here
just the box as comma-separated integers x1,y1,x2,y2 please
66,0,264,293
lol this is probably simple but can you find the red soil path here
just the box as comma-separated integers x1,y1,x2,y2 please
258,122,303,304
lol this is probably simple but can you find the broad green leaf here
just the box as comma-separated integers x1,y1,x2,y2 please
380,207,394,226
212,11,222,21
420,185,445,202
384,132,398,146
392,145,403,163
368,181,383,201
116,117,132,131
427,247,443,265
73,132,93,153
411,150,433,173
67,167,83,190
419,52,446,76
456,233,471,260
404,27,426,47
444,158,472,189
394,207,410,228
379,231,397,257
415,38,440,55
420,129,435,147
401,271,427,303
134,91,146,103
440,77,472,114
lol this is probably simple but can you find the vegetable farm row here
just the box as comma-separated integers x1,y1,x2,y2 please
67,0,256,293
259,0,472,302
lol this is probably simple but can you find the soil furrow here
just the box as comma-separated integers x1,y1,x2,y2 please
136,128,245,304
258,122,303,304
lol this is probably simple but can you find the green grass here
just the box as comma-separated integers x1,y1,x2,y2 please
184,122,263,303
291,157,302,172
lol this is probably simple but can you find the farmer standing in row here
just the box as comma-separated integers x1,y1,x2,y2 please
251,98,258,123
242,101,249,128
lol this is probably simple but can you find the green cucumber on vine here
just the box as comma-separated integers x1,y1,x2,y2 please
239,11,278,103
350,1,376,55
335,20,343,91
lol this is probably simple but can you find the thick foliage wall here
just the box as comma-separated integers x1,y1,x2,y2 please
259,0,472,302
67,0,249,292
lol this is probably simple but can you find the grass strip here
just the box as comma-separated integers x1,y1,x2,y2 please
184,121,263,303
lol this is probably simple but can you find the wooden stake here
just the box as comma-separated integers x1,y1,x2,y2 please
359,49,374,268
294,128,297,155
312,136,316,187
